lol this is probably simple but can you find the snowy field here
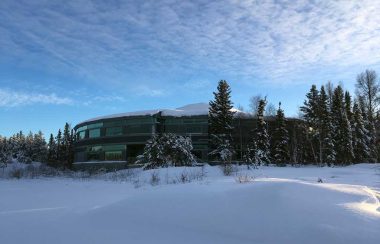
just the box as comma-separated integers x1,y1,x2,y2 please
1,164,379,244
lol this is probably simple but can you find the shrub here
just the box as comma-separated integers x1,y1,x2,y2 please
235,174,254,183
150,171,160,186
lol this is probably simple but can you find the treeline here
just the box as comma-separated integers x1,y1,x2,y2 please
0,123,75,168
209,69,380,167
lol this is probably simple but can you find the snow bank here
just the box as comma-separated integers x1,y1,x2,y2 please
0,164,379,244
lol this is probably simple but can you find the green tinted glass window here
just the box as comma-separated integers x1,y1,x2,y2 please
104,120,125,127
125,117,154,125
104,144,126,151
126,124,153,133
105,151,123,161
78,131,86,140
105,127,123,136
89,129,101,138
88,145,102,152
87,122,103,129
77,125,87,132
87,152,101,161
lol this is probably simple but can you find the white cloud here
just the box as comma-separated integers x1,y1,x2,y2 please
134,85,167,97
183,80,212,90
0,89,73,107
1,0,380,86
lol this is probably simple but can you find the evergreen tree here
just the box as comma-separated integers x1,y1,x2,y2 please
47,133,57,163
32,131,47,162
301,85,320,126
344,91,353,122
358,96,377,162
319,86,336,166
55,129,63,165
272,102,289,166
300,85,319,163
208,80,235,163
352,102,371,162
252,99,270,165
244,140,259,169
61,123,75,168
137,133,196,169
331,86,354,165
0,137,10,169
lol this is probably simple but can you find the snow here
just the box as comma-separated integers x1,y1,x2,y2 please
0,164,379,244
79,102,246,124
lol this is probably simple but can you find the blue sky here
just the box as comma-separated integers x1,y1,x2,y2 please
1,0,380,137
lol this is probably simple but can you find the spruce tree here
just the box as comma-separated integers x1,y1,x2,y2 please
61,123,75,168
137,133,196,169
331,86,354,165
55,129,63,165
0,137,10,169
48,133,57,163
208,80,235,163
319,86,336,166
358,96,377,162
31,131,47,162
352,102,371,162
272,102,289,166
300,85,319,163
344,91,353,122
253,99,270,165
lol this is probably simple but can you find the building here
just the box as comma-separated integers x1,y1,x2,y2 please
73,103,301,168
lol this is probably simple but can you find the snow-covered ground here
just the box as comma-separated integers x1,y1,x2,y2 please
0,164,379,244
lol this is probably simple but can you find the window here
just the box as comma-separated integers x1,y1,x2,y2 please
88,145,102,152
126,124,153,133
76,125,87,132
104,145,125,151
89,128,101,138
104,145,125,161
87,145,102,161
105,127,123,136
105,151,123,161
87,122,103,129
78,131,86,140
104,120,124,127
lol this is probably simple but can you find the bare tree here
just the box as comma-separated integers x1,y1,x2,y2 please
249,95,262,116
265,102,276,116
356,69,380,121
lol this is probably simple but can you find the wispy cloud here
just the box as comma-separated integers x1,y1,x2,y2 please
0,89,73,107
1,0,380,86
134,85,167,97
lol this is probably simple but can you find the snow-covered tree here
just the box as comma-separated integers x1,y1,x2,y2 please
47,133,57,163
244,140,259,169
271,102,289,167
0,137,11,169
252,99,270,165
55,129,63,163
300,85,320,163
332,86,354,165
31,131,47,162
358,96,377,162
352,102,371,162
209,134,235,164
137,133,196,169
208,80,235,162
319,86,336,166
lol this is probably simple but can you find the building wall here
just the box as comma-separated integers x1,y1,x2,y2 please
73,113,301,166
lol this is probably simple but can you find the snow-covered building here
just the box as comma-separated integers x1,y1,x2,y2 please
73,103,300,168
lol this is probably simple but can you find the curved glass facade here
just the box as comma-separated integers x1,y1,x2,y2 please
73,111,302,166
73,113,209,165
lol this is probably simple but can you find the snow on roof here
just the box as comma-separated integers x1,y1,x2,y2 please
78,102,246,125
